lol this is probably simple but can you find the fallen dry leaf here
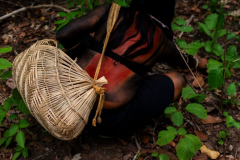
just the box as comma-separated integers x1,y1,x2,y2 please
192,75,204,88
142,135,149,144
201,145,220,159
18,22,30,28
194,130,208,141
201,115,223,124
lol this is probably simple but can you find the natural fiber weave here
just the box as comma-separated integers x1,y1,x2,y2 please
12,3,121,140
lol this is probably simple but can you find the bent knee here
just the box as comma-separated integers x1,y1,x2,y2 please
164,72,186,101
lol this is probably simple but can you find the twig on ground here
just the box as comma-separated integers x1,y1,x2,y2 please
184,117,201,131
133,134,141,160
0,0,24,7
152,119,158,144
235,147,240,158
185,76,198,93
0,4,71,21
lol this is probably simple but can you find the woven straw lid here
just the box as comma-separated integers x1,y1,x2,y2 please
12,3,121,140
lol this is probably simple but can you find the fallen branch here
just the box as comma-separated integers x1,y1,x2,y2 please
133,134,141,160
0,4,71,21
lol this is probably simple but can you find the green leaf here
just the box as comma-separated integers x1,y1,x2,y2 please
204,41,213,52
58,12,68,17
6,136,12,147
213,43,223,56
22,147,28,158
159,154,170,160
190,94,207,103
56,22,69,31
0,46,12,54
172,111,184,127
171,23,179,31
19,119,30,128
198,22,210,36
164,107,177,114
4,130,10,137
12,152,21,160
227,83,236,96
188,41,204,49
167,126,178,135
58,43,64,50
178,128,187,135
54,20,67,25
0,110,6,125
177,134,201,160
179,26,193,32
157,130,176,146
174,17,186,25
68,0,75,8
0,58,12,70
88,1,93,9
211,29,226,38
228,32,236,40
9,124,19,136
207,59,223,71
0,137,7,146
17,100,30,114
205,13,218,30
186,48,198,55
3,98,11,112
218,139,224,145
182,86,196,100
219,131,226,139
225,45,238,61
14,145,23,152
232,121,240,129
151,152,158,157
10,96,19,106
208,69,224,89
186,103,207,119
8,114,18,120
16,131,25,148
176,39,187,49
12,88,22,102
1,71,12,80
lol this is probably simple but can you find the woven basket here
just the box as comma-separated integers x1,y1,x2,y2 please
12,3,121,140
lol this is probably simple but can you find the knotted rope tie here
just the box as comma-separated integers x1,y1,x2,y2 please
92,85,106,127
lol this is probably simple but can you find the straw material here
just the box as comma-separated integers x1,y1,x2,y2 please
12,3,121,140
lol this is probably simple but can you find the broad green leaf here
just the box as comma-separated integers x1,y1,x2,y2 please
58,43,64,49
213,12,224,42
186,103,207,119
157,130,176,146
167,126,178,135
17,100,30,114
207,59,223,71
218,139,224,145
19,119,30,128
6,136,12,147
236,101,240,106
208,69,224,89
178,128,187,135
227,83,236,96
182,86,196,100
174,17,186,25
10,96,19,106
22,147,29,158
151,152,158,157
186,48,198,55
179,26,193,32
56,22,68,31
176,39,187,49
232,121,240,129
0,46,12,54
0,137,7,146
211,29,226,38
58,12,68,17
198,22,210,36
219,131,226,139
190,94,207,103
204,41,213,52
213,43,223,56
171,23,179,31
227,32,236,39
54,20,67,24
164,107,177,114
225,46,238,61
9,124,19,136
88,1,93,9
12,152,21,160
188,41,204,49
68,0,76,8
223,111,229,116
16,131,25,148
3,98,11,112
159,154,170,160
14,145,23,152
8,114,18,120
1,71,12,80
12,88,22,102
4,130,10,137
0,110,6,125
0,58,12,70
172,111,184,127
205,13,218,30
177,134,201,160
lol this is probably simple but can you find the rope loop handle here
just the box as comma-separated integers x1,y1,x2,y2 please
92,3,121,127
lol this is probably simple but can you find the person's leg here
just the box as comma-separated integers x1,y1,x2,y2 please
164,72,186,101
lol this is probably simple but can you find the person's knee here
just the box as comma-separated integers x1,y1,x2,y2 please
164,72,186,101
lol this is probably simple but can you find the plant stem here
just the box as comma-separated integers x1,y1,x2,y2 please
220,22,229,111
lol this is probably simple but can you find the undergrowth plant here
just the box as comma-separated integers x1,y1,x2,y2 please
0,47,30,160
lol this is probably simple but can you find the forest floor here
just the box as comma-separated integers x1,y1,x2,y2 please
0,0,240,160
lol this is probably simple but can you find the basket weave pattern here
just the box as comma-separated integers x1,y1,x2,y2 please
12,40,108,140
